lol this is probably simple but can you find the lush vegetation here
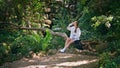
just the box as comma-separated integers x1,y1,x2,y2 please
0,0,120,68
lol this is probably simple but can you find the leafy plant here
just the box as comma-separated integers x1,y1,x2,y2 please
11,35,35,55
91,15,113,29
41,29,52,52
99,52,116,68
107,40,120,52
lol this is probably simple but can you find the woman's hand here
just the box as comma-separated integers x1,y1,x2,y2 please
69,22,75,26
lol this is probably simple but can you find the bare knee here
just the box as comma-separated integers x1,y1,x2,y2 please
66,38,71,41
69,39,74,44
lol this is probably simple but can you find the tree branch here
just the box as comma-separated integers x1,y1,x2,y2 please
20,27,68,40
0,22,68,40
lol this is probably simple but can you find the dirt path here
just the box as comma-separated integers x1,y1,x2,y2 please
0,50,99,68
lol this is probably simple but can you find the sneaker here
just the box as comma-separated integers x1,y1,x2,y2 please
59,49,65,53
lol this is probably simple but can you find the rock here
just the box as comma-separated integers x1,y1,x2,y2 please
47,49,57,55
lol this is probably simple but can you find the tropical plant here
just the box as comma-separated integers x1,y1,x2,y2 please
41,29,52,51
99,52,116,68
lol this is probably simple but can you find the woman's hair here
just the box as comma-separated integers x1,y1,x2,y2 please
74,21,78,33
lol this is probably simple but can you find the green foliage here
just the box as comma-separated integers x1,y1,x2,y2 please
0,0,120,67
41,29,52,51
80,0,87,5
51,36,64,49
28,32,43,52
113,56,120,68
0,29,53,64
91,15,113,29
107,40,120,52
10,31,52,55
0,43,9,58
99,52,116,68
11,35,37,55
53,7,73,33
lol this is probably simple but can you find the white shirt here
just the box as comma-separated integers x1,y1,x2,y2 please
67,23,81,41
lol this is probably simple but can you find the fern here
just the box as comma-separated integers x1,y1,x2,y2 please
41,29,52,51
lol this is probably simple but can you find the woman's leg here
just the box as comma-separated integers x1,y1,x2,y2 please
64,38,74,49
60,38,74,52
65,38,71,46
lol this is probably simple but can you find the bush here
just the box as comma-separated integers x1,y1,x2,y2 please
41,29,52,52
99,52,116,68
107,40,120,52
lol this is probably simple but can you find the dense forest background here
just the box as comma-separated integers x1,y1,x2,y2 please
0,0,120,68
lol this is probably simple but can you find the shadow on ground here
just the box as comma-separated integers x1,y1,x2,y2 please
0,50,99,68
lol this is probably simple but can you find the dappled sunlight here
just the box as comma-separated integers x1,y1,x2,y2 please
28,60,36,63
39,53,75,63
56,59,98,67
0,0,119,68
57,55,73,59
13,53,97,68
20,57,40,63
22,65,47,68
21,59,98,68
0,53,98,68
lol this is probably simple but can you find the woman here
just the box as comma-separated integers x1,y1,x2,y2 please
60,21,81,52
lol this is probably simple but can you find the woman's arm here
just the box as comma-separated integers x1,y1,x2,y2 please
67,23,74,31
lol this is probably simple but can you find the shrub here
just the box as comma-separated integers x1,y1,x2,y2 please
99,52,116,68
